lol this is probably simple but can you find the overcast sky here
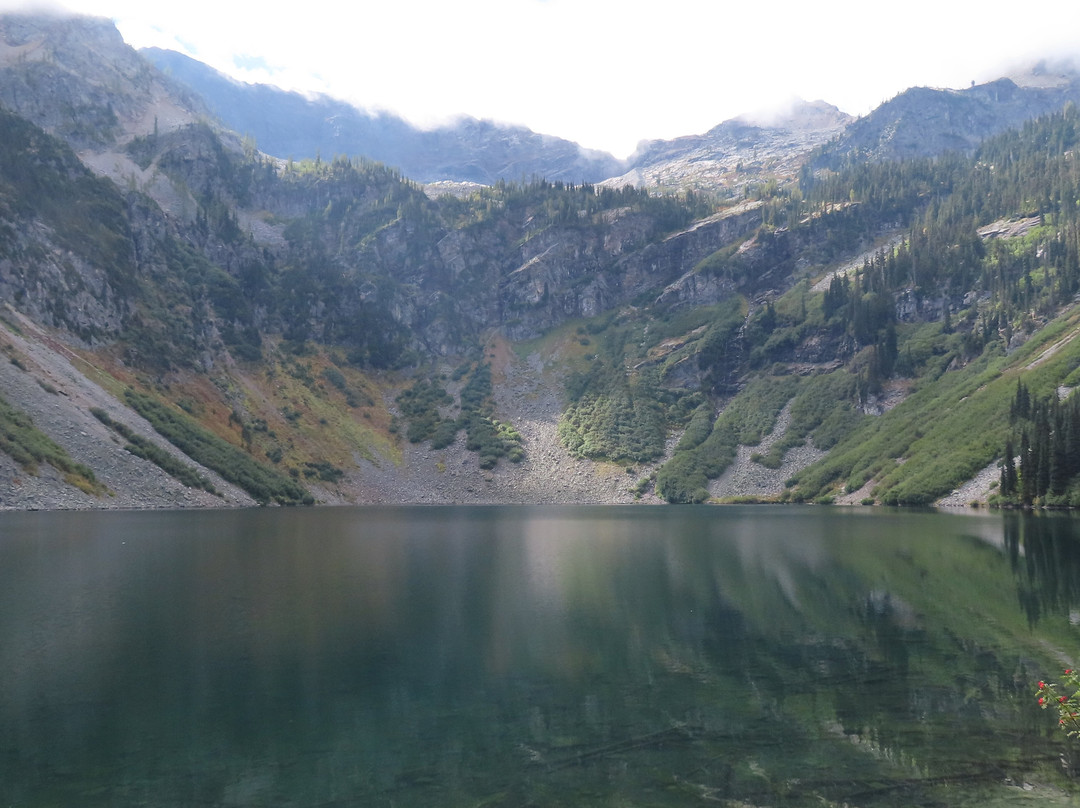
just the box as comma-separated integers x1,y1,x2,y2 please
10,0,1080,158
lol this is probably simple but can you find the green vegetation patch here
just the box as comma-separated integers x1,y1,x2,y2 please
123,389,312,505
790,341,1013,504
396,363,524,468
302,460,345,482
90,407,218,496
655,374,801,503
558,384,665,463
791,314,1080,505
0,394,101,495
556,305,714,465
754,372,862,469
396,378,455,445
458,363,524,468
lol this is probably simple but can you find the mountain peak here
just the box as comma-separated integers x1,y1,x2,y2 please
0,12,205,149
735,98,853,133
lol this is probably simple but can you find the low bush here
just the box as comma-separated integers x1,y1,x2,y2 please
396,364,524,467
91,407,218,495
656,375,798,503
123,390,312,505
0,395,101,494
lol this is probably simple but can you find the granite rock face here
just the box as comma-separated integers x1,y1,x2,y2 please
609,99,853,192
817,69,1080,165
0,13,204,149
354,203,764,351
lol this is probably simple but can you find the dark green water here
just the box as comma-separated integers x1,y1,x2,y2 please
2,505,1080,806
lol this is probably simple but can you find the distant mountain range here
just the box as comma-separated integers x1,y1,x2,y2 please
815,61,1080,166
143,46,1080,192
142,47,626,186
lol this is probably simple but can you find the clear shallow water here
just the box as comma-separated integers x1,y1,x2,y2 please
1,505,1079,806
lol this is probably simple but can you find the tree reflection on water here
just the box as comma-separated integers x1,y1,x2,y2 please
0,506,1078,806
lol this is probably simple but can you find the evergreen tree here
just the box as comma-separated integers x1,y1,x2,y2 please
1001,439,1017,497
1020,430,1034,505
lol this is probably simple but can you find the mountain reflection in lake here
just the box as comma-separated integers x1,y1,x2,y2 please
1,505,1078,806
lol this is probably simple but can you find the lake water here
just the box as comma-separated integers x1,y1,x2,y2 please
1,505,1079,806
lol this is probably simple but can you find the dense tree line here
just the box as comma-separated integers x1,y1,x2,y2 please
465,177,713,234
655,106,1080,503
805,105,1080,334
999,380,1080,506
753,106,1080,380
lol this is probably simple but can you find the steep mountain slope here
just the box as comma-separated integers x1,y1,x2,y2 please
0,13,205,148
815,64,1080,165
5,11,1080,512
142,47,626,185
606,100,853,192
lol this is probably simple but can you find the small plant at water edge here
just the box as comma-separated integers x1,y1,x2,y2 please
1037,669,1080,735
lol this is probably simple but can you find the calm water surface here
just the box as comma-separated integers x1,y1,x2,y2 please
2,505,1080,806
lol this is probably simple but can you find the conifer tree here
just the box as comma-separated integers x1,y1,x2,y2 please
1001,439,1017,497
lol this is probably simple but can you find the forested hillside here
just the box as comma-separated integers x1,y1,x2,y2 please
3,12,1080,510
648,106,1080,503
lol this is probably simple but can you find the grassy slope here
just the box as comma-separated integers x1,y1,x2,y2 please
792,311,1080,505
0,392,103,495
86,340,398,503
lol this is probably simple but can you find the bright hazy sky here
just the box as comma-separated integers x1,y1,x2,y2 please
8,0,1080,158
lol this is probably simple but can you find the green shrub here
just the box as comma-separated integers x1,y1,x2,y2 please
303,461,344,482
91,407,218,495
122,391,312,505
0,395,100,494
321,366,348,391
396,364,524,467
397,378,454,443
656,376,799,503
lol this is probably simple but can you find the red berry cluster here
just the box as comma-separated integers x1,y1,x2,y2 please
1038,670,1080,734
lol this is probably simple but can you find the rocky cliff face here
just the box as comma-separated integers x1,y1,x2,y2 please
317,194,765,355
818,71,1080,164
605,100,853,192
0,13,204,149
0,106,138,344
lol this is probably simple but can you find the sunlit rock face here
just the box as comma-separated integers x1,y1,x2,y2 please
816,69,1080,165
607,99,854,193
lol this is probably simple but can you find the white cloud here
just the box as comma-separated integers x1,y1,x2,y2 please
4,0,1079,158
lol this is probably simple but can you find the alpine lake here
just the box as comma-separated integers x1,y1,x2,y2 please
3,504,1080,807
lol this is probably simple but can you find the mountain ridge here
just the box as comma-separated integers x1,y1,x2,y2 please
142,46,627,186
0,13,207,149
144,41,1080,199
814,71,1080,165
4,12,1080,511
